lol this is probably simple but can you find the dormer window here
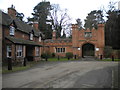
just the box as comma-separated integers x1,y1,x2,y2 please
30,33,33,40
10,26,15,36
39,36,41,42
30,30,34,40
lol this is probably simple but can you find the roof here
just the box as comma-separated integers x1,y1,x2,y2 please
1,11,13,26
6,36,42,46
44,38,72,43
1,11,43,37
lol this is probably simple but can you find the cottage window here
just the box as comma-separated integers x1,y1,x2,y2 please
9,26,15,36
30,33,33,40
39,36,41,42
7,45,12,57
56,48,65,53
36,47,39,56
16,45,22,57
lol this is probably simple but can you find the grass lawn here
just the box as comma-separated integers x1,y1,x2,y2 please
98,59,120,61
48,57,76,61
2,58,76,74
2,61,41,74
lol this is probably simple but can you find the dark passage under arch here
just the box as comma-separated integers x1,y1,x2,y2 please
82,43,95,57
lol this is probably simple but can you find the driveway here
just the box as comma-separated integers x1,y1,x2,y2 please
2,60,119,88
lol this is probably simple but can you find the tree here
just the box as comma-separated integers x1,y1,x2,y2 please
49,4,71,38
76,18,83,30
16,12,24,21
84,10,104,29
61,30,66,38
27,1,52,39
105,1,120,49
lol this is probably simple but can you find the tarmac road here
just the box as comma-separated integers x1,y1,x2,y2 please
2,60,119,88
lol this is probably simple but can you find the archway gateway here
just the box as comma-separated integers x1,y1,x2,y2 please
82,43,95,57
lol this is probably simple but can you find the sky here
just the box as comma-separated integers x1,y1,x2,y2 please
0,0,119,24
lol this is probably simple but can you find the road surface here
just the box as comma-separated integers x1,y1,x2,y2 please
2,60,119,88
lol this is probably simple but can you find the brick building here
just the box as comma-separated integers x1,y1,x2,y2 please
1,6,43,64
44,24,105,58
1,6,105,64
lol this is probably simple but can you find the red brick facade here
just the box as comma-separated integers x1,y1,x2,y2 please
2,6,105,64
43,24,105,58
2,7,42,64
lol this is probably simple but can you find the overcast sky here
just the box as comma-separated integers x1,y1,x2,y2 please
0,0,119,23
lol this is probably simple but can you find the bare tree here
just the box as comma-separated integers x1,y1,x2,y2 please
49,4,71,38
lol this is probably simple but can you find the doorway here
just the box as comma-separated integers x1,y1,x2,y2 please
82,43,95,57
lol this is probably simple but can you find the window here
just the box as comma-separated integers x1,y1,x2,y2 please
16,45,22,57
9,26,15,36
56,48,65,53
39,36,41,42
84,32,92,38
30,33,33,40
36,47,39,56
7,45,12,57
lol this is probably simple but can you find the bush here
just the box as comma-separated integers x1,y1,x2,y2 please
66,52,73,59
41,53,51,59
52,53,55,58
104,46,113,58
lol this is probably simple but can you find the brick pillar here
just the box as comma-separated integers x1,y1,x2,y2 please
52,30,56,40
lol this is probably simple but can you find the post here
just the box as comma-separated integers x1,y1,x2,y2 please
58,55,60,60
100,55,102,60
74,55,77,59
68,57,70,60
8,58,12,70
112,55,114,61
23,57,27,66
45,57,48,61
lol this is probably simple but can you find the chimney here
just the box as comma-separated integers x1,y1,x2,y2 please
33,22,39,30
8,5,16,19
52,30,56,40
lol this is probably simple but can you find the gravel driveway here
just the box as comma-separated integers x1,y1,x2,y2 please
2,60,119,88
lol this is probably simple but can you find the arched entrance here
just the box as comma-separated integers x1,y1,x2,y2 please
82,43,95,57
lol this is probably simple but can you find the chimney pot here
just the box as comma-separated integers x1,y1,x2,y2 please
8,5,16,19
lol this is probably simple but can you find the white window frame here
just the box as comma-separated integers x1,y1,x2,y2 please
30,33,33,40
16,45,23,57
84,32,92,38
7,45,12,58
56,47,65,53
10,26,15,36
39,36,41,42
36,47,39,56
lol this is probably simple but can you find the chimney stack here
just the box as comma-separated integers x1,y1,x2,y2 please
8,5,16,19
52,30,56,40
33,22,39,30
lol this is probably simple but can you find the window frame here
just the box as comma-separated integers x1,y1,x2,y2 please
9,26,15,36
39,36,41,42
30,33,33,40
7,45,12,58
84,32,92,38
56,47,65,53
16,45,23,57
36,47,40,56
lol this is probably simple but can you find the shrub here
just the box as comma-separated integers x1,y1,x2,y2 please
66,52,73,59
41,53,51,59
52,53,55,58
104,46,113,58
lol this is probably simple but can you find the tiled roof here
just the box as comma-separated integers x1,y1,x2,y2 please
1,11,43,37
44,38,72,43
6,36,42,46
